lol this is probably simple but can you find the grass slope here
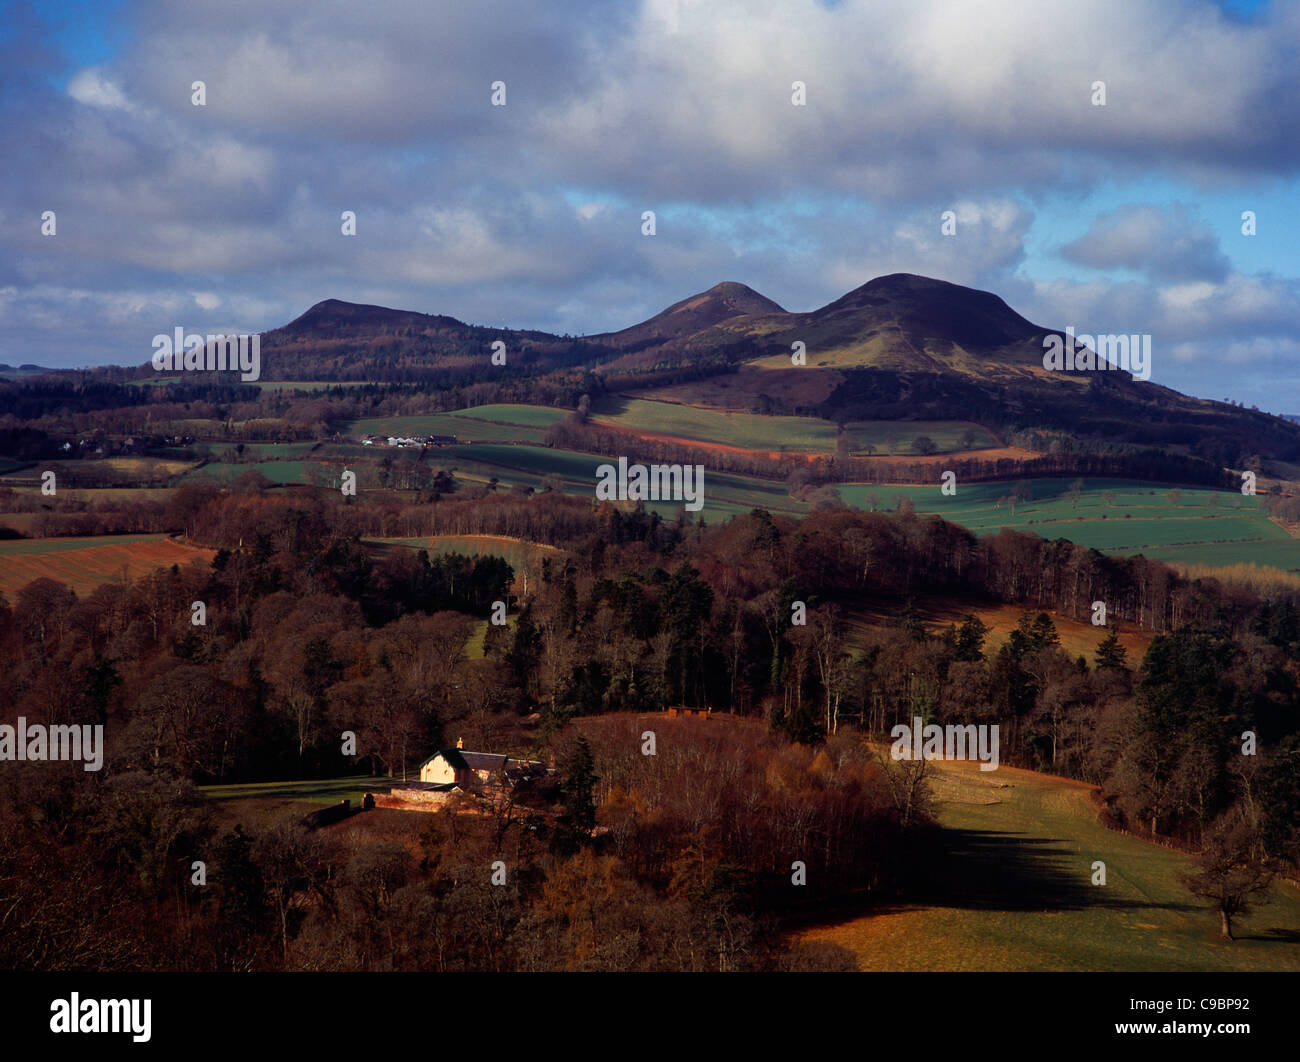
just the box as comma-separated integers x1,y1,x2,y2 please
200,776,394,805
594,398,995,456
795,757,1300,971
346,405,569,444
594,396,839,451
840,478,1299,570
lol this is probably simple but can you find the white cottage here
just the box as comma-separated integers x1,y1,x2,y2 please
417,738,546,790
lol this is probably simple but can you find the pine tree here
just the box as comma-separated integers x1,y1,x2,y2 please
554,736,598,854
952,613,990,661
1094,628,1128,671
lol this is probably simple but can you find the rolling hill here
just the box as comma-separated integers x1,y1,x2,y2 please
591,280,786,353
601,272,1068,376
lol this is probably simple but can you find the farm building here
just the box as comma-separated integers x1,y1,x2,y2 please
417,738,547,791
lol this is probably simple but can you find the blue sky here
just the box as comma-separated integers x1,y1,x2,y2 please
2,0,1299,412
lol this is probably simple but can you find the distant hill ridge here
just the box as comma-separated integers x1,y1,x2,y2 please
269,272,1079,379
235,274,1300,465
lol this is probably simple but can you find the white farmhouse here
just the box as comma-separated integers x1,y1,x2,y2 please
417,738,546,791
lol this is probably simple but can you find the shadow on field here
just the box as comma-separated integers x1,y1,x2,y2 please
1240,927,1300,944
912,827,1197,915
593,395,633,417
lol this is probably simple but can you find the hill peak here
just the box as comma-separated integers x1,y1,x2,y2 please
279,299,464,337
595,281,786,349
833,272,1014,308
703,280,775,299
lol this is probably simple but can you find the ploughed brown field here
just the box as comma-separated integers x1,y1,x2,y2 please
0,534,216,597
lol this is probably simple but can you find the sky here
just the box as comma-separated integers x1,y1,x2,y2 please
1,0,1298,411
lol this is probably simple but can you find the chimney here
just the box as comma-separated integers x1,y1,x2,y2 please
456,736,464,749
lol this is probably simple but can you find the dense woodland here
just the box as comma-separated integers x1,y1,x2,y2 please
2,485,1299,969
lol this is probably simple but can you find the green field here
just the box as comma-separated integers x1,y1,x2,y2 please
200,776,394,806
593,397,840,451
1121,539,1300,569
837,478,1300,569
0,533,160,556
187,460,309,484
590,398,997,456
796,757,1300,971
445,443,598,482
465,615,509,659
449,404,571,428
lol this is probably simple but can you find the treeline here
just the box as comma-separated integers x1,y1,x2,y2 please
842,608,1299,860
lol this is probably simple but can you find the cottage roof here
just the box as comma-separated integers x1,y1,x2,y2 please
418,748,545,773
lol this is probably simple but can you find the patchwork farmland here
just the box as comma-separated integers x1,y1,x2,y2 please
592,397,998,456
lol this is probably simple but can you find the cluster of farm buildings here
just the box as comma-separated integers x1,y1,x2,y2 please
376,738,550,811
360,434,461,449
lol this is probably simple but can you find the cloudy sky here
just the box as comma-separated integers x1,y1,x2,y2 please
2,0,1298,410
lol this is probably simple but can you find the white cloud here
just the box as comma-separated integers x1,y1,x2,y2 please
67,68,131,110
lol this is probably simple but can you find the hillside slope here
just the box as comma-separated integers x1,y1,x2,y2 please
794,756,1300,971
